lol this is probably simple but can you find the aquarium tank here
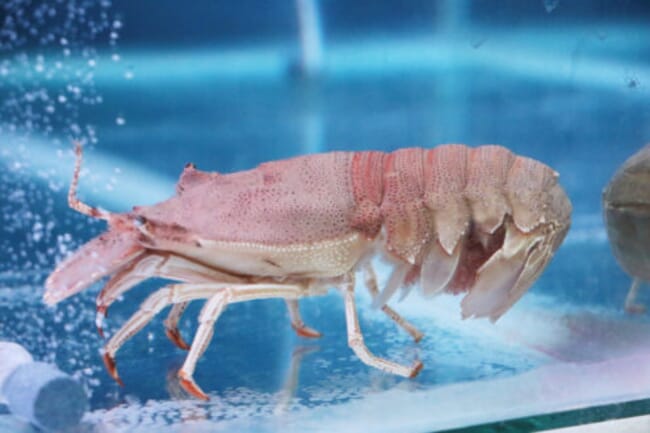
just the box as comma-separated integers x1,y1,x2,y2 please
1,0,650,432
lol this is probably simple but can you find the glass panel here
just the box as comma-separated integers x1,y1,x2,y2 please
0,1,649,431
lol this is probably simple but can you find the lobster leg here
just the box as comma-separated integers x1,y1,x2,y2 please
96,252,245,345
102,282,305,395
176,285,315,400
95,254,164,337
285,299,322,338
163,302,191,350
97,253,244,309
343,274,423,378
98,252,321,346
363,264,423,342
178,293,228,401
97,254,164,310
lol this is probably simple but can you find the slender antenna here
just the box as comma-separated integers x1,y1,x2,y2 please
68,141,110,220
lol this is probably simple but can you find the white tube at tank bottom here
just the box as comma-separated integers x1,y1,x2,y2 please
0,342,88,432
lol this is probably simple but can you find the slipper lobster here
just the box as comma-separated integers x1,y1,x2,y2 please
45,143,571,400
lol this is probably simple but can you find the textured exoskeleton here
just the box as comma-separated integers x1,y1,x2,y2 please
45,143,571,400
603,144,650,313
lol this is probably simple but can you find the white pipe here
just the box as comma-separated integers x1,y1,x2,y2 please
295,0,324,76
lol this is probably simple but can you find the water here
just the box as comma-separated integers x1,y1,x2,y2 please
1,1,650,432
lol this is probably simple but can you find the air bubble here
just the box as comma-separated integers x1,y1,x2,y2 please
67,85,81,96
115,116,125,125
0,2,124,390
543,0,559,13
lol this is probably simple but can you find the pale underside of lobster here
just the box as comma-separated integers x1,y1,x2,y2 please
45,143,571,400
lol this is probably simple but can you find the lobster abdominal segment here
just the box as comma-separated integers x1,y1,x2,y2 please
349,145,569,313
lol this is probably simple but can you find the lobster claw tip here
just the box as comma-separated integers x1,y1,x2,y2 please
165,328,191,351
103,352,124,387
178,371,210,401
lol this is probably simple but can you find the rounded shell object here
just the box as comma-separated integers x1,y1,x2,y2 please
603,144,650,281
